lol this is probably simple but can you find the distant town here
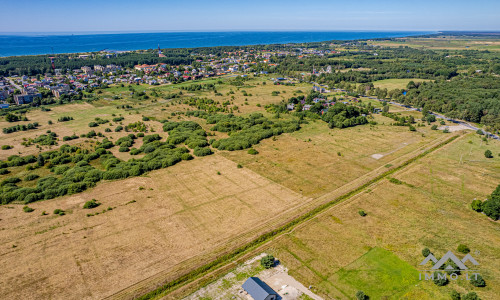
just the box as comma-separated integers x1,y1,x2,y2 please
0,44,348,108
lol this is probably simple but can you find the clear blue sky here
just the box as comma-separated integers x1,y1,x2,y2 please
1,0,499,33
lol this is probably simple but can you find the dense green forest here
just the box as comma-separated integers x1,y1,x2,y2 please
401,76,500,130
0,52,194,76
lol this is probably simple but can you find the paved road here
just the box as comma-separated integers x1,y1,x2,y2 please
361,95,499,140
307,80,498,140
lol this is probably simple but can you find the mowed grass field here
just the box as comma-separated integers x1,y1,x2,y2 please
372,78,432,90
268,133,500,299
0,154,311,299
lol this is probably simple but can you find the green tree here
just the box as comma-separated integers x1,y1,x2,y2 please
260,254,275,269
482,196,500,220
422,247,431,257
484,150,493,158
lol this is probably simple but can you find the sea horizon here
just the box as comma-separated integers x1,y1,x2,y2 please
0,30,436,57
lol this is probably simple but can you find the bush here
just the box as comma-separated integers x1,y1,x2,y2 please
470,274,486,287
130,148,141,155
450,290,461,300
193,147,213,157
248,148,259,155
432,271,448,286
0,168,10,175
358,210,367,217
355,291,368,300
237,164,243,168
484,150,493,158
2,145,12,150
62,134,79,141
23,206,34,213
83,199,100,209
457,244,470,254
260,254,275,269
388,177,403,184
482,185,500,220
462,292,480,300
1,177,21,185
137,132,145,137
88,122,98,127
422,247,431,257
431,125,438,130
58,116,74,122
471,200,483,212
181,153,193,160
105,128,112,132
118,146,130,152
24,174,40,181
53,208,65,215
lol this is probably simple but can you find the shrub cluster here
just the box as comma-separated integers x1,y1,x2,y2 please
186,112,300,151
62,134,79,141
33,131,58,145
57,116,74,122
322,103,369,129
2,122,40,134
471,184,500,220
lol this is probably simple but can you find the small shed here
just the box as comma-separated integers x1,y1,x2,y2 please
242,277,277,300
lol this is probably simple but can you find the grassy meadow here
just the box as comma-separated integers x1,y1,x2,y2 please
1,74,498,300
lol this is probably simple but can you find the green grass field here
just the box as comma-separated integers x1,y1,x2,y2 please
331,247,420,299
372,78,432,90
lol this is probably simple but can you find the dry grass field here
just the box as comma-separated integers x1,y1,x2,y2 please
368,37,500,51
221,114,449,197
1,76,495,300
0,103,165,161
0,154,312,300
267,133,500,299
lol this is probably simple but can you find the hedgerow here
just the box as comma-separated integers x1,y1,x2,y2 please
2,122,40,134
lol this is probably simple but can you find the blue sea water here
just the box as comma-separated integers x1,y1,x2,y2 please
0,31,434,57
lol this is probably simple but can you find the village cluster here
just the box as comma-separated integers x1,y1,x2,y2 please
0,45,344,109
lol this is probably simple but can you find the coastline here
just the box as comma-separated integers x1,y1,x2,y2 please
0,31,435,57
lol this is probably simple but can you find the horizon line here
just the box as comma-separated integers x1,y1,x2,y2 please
0,29,446,36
